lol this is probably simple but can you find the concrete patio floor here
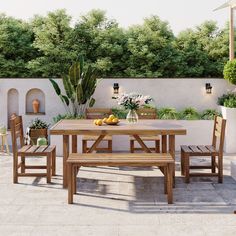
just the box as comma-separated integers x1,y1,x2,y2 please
1,152,236,236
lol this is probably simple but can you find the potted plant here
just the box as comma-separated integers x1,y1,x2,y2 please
157,107,178,120
219,60,236,152
29,118,49,145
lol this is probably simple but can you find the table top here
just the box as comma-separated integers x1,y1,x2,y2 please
50,119,187,136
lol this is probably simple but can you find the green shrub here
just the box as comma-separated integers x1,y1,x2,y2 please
157,108,178,120
201,109,220,120
179,107,200,120
29,118,50,129
224,60,236,85
218,93,236,108
112,108,128,119
52,114,84,124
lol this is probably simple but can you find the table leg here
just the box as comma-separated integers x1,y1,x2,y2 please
162,135,167,153
72,135,77,153
132,134,152,153
87,135,106,153
63,135,69,188
169,135,175,187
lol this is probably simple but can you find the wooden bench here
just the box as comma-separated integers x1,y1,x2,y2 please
67,153,174,204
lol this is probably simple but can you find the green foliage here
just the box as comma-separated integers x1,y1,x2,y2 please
223,60,236,85
52,113,83,124
201,109,220,120
179,107,200,120
223,97,236,108
0,10,230,78
29,118,49,129
217,93,236,106
49,55,98,116
157,108,178,120
111,108,128,119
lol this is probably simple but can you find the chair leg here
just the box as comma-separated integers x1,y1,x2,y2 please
82,140,87,153
218,155,223,183
130,140,134,153
73,166,77,194
108,140,112,153
68,163,73,204
185,154,190,183
21,155,25,173
46,154,51,183
164,166,167,194
181,149,184,176
211,155,216,173
13,155,18,184
167,163,173,204
52,148,56,176
155,140,160,153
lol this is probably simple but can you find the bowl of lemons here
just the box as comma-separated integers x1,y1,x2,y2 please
103,114,120,125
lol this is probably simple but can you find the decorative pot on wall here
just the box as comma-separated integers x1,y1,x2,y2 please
32,99,40,113
220,106,236,153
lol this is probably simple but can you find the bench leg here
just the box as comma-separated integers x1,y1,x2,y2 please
108,140,112,153
82,140,87,153
155,140,160,153
68,163,73,204
167,163,173,204
130,140,134,153
52,148,56,176
46,154,51,183
184,154,190,183
164,166,167,194
13,155,18,184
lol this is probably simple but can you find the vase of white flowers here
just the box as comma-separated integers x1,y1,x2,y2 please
116,93,152,123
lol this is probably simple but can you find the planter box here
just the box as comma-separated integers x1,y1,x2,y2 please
30,128,48,145
50,120,214,156
221,106,236,153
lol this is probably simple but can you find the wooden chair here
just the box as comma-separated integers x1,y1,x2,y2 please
180,116,226,183
130,108,160,153
82,108,113,153
10,116,56,183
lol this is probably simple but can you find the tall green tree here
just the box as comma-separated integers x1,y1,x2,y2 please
0,14,36,77
28,10,75,77
124,16,179,77
174,21,229,77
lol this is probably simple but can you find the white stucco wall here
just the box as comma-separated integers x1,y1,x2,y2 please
0,78,235,154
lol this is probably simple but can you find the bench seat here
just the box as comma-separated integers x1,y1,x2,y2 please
67,153,174,204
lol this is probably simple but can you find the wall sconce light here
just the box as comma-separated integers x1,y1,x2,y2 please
113,83,119,95
205,83,212,94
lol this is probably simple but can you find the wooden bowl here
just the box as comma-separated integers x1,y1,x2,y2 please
104,120,120,125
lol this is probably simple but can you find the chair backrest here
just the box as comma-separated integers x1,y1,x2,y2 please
137,108,157,119
212,116,226,154
10,115,24,156
85,108,112,119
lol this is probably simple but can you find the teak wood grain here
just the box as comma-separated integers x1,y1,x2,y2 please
67,153,174,204
50,119,186,188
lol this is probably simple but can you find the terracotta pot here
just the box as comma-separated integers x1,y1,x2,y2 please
32,99,40,113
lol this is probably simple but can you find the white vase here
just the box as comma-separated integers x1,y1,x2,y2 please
221,106,236,153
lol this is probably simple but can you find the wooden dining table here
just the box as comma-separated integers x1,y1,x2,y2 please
50,119,187,188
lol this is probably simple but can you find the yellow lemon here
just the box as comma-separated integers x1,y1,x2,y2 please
109,114,115,120
107,118,113,122
103,118,107,123
97,119,103,126
93,119,97,125
112,118,119,123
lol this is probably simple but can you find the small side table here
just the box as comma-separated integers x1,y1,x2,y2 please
0,133,10,155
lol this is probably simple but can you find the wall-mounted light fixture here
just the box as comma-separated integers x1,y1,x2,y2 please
205,83,212,94
113,83,119,95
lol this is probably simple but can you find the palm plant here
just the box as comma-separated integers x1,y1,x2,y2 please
201,109,220,120
180,107,200,120
49,55,98,116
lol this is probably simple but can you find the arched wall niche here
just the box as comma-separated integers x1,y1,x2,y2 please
25,88,45,115
7,88,19,129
